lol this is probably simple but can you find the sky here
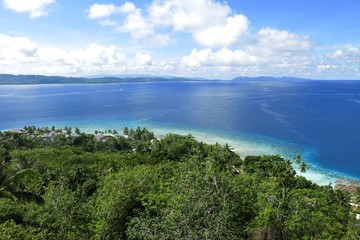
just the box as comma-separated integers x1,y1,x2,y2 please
0,0,359,79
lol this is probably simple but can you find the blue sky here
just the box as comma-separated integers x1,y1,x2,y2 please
0,0,359,79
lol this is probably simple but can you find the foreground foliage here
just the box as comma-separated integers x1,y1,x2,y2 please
0,126,359,239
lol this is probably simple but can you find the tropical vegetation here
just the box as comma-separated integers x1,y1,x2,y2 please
0,126,359,239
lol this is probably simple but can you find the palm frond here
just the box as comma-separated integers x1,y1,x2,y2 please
0,189,18,201
12,191,44,204
3,169,37,187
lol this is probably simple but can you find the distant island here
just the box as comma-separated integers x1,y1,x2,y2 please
0,74,314,85
0,74,199,85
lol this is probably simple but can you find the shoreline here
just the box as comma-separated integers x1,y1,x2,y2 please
2,120,358,186
144,126,346,186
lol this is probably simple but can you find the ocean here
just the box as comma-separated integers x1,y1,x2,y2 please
1,80,359,185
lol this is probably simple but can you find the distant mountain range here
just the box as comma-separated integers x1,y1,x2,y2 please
0,74,313,85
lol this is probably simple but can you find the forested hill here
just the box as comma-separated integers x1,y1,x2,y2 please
0,74,195,85
1,126,360,239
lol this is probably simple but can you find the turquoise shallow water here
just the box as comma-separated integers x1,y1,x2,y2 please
1,80,360,184
60,120,344,185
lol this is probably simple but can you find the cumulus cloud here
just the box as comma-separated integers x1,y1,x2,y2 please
0,34,38,64
0,25,319,79
328,49,344,59
0,34,141,75
328,45,359,60
86,1,311,53
116,8,153,38
62,44,125,66
40,44,127,75
316,44,360,78
255,27,312,53
182,48,257,67
149,0,231,32
0,34,179,77
345,44,359,54
87,2,136,19
193,15,249,47
135,53,152,65
87,2,153,39
87,0,247,47
87,4,118,19
82,2,360,78
3,0,55,18
182,28,312,68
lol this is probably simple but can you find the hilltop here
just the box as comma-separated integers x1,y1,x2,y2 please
1,126,359,239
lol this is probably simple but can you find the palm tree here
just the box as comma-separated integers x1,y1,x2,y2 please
123,127,129,136
295,155,302,165
300,162,308,173
294,154,308,173
0,146,43,203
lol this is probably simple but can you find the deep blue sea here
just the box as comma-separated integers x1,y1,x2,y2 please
1,80,360,184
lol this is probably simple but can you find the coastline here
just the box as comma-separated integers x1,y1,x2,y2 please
2,120,356,186
144,125,343,186
63,121,360,185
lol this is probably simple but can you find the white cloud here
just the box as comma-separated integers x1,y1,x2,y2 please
317,44,360,78
182,28,312,68
87,1,310,52
0,25,314,77
87,0,246,47
193,15,249,47
182,48,257,67
345,44,359,54
87,2,153,39
36,43,127,75
87,2,136,19
3,0,55,18
87,4,118,19
0,34,161,76
36,47,66,64
63,44,125,66
0,34,38,64
316,64,337,73
150,34,171,45
135,53,152,65
81,2,360,79
328,45,359,61
116,8,153,38
182,49,213,67
329,49,344,59
149,0,231,32
213,48,257,65
2,32,358,79
255,27,312,53
0,34,127,74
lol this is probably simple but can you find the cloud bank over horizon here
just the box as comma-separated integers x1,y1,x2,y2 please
0,0,359,79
